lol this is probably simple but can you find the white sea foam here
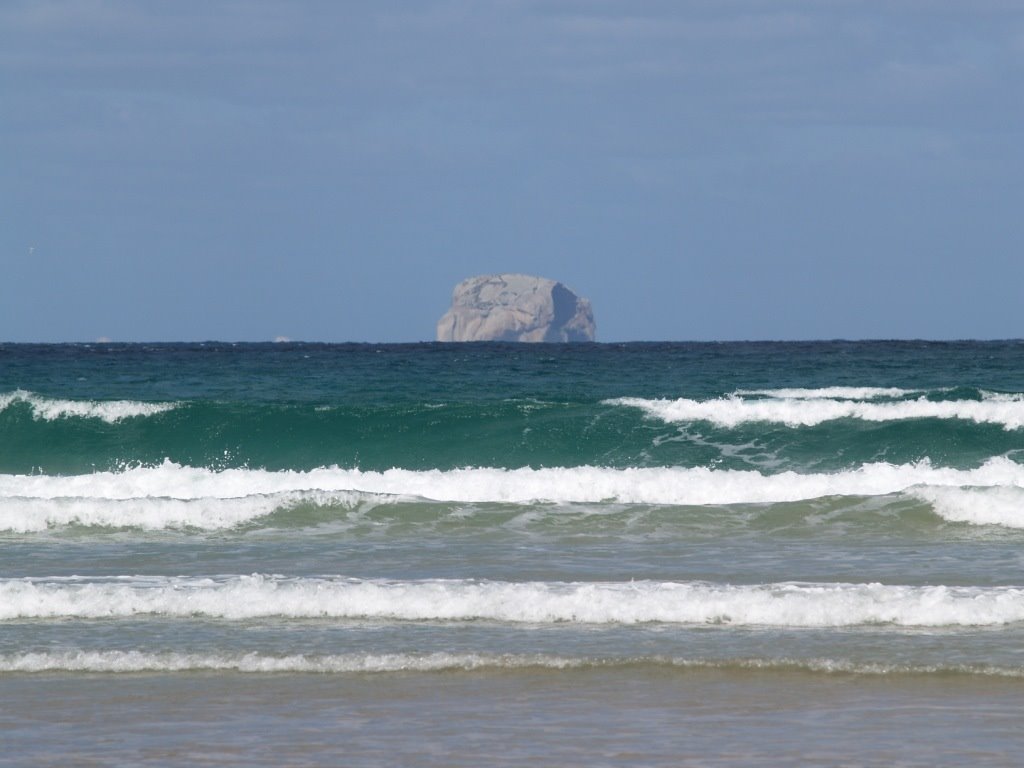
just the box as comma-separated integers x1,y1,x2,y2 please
3,650,1022,677
4,575,1024,627
735,387,918,400
910,486,1024,529
0,650,583,674
2,459,1024,531
0,389,176,423
609,394,1024,429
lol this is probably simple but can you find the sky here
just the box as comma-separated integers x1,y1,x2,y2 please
2,0,1023,342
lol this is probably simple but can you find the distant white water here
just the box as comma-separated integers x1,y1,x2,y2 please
0,390,176,423
608,388,1024,429
734,387,922,400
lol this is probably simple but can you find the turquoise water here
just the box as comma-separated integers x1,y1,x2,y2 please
3,341,1024,766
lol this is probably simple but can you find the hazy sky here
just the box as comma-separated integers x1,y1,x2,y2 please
3,1,1022,341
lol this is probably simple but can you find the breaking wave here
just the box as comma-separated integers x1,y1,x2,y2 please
734,387,922,400
609,388,1024,429
2,458,1024,531
908,486,1024,529
0,390,176,423
5,575,1024,627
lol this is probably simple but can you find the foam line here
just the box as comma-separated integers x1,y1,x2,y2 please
4,576,1024,627
3,650,1024,677
0,650,581,673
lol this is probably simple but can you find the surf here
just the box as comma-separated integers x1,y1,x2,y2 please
3,457,1024,531
3,456,1022,503
608,389,1024,430
6,575,1024,627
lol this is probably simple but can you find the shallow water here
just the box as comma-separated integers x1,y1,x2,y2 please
4,669,1024,767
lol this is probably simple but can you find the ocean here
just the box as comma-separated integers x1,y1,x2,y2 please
2,340,1024,766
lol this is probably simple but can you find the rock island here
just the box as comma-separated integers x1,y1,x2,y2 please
437,274,596,342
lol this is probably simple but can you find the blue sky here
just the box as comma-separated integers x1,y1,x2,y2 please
2,0,1022,341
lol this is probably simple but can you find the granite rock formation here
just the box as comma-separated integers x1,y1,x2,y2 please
437,274,596,342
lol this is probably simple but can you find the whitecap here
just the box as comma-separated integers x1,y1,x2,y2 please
608,394,1024,430
0,389,176,423
734,387,919,400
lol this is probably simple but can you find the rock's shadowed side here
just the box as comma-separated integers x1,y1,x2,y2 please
437,274,596,342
